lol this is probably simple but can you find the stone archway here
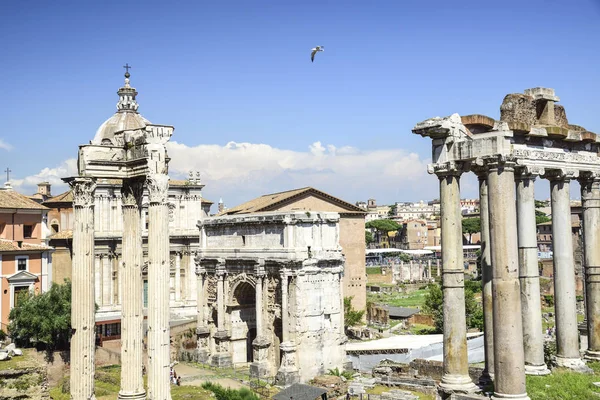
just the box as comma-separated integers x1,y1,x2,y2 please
230,280,257,364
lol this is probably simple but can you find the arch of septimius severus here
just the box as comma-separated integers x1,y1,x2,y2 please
414,87,599,399
68,70,173,400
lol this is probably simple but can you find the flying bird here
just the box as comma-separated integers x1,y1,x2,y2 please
311,46,324,62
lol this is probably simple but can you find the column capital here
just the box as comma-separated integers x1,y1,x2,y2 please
515,165,545,181
146,174,169,204
121,179,144,208
216,260,227,278
481,155,517,172
429,161,466,178
544,168,579,181
579,171,600,184
70,177,96,208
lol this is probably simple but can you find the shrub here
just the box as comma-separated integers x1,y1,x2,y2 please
544,294,555,307
201,382,259,400
0,329,6,341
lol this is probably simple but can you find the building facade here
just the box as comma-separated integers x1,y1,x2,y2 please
0,188,53,329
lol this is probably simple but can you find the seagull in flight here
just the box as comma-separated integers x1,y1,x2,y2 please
311,46,324,62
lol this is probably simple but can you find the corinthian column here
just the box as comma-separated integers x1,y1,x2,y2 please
548,170,586,369
146,174,171,400
119,180,145,400
251,261,271,378
212,262,232,367
435,163,476,394
276,269,299,387
515,169,549,375
581,174,600,361
476,173,494,382
195,259,210,363
69,177,97,400
487,158,528,400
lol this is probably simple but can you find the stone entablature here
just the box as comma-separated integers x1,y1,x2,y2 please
195,211,346,385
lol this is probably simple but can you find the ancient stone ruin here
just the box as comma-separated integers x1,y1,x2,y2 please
68,72,173,400
413,87,599,399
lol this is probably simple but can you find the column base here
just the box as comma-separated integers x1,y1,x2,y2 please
491,393,530,400
250,361,272,379
439,374,478,393
555,355,592,372
275,368,300,388
524,363,550,376
118,391,146,400
211,353,232,368
196,348,211,363
584,349,600,361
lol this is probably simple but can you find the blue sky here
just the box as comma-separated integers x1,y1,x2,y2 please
1,0,599,208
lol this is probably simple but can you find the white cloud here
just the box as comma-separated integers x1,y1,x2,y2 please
0,139,13,151
166,141,436,208
11,159,77,195
11,141,441,209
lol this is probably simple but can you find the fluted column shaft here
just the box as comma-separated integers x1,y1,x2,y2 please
581,177,600,360
196,271,206,327
477,175,494,380
550,175,582,366
69,178,97,400
119,181,145,400
217,270,225,331
437,168,476,393
256,275,264,337
281,272,289,343
146,175,171,400
516,173,549,375
487,160,528,400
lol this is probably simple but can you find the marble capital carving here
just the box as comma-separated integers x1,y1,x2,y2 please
515,165,545,179
544,168,579,181
428,161,466,177
121,179,144,207
146,174,169,204
70,178,96,207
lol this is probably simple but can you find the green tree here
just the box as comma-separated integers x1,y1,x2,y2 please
423,282,482,332
366,219,401,245
535,200,549,208
388,204,398,217
535,209,551,225
8,279,71,350
365,231,374,246
344,296,364,328
461,218,481,244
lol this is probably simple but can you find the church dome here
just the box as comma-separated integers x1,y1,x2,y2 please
92,69,151,146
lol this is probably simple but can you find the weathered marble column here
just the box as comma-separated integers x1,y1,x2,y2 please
549,171,586,369
175,252,181,302
276,270,299,386
435,164,477,394
251,262,271,378
581,174,600,361
212,263,232,367
515,170,549,375
69,177,97,400
477,174,494,382
487,159,528,400
119,180,145,400
146,174,171,400
195,261,210,363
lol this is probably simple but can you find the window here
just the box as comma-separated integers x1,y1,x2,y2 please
17,258,27,271
14,286,29,307
23,225,33,238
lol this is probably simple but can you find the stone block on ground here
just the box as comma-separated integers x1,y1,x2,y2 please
12,348,22,356
0,351,10,361
4,343,15,352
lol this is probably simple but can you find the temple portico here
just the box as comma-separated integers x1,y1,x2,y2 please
68,71,174,400
414,87,599,398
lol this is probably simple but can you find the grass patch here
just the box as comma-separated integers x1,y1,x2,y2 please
408,323,438,335
366,384,434,399
366,267,382,275
49,364,216,400
368,288,429,308
0,348,40,370
526,364,600,400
